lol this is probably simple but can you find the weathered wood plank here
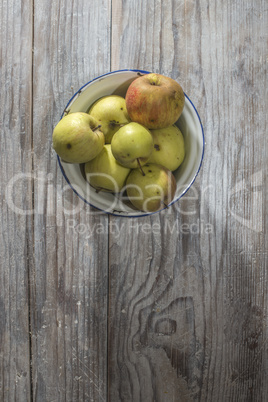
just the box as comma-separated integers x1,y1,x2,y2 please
109,0,267,401
109,1,206,400
198,1,268,400
30,0,111,400
0,0,33,400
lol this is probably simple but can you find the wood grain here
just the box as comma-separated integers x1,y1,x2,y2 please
30,0,111,400
0,0,267,400
109,0,267,401
0,0,33,400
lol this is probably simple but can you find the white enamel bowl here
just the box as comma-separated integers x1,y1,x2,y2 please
58,69,204,217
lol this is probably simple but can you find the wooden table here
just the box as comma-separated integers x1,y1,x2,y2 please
1,0,267,401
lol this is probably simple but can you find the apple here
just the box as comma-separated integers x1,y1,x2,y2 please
84,144,130,193
111,122,153,170
125,163,177,212
125,73,185,129
88,95,131,143
148,125,185,171
52,112,104,163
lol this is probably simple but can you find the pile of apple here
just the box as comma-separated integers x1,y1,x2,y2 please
52,73,186,212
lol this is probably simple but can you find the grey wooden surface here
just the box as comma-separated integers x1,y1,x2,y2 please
0,0,267,401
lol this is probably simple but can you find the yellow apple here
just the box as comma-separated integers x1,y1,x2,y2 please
88,95,131,143
126,163,177,212
148,125,185,171
52,112,104,163
111,122,153,169
84,144,130,193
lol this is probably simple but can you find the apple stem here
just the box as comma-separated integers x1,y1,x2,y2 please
137,158,145,176
109,122,126,129
93,124,102,131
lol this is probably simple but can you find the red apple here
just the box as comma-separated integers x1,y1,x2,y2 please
125,73,185,129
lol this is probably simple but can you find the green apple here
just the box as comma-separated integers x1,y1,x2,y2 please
111,122,153,170
148,125,185,171
52,112,104,163
125,73,185,129
125,163,177,212
84,144,131,193
88,95,131,143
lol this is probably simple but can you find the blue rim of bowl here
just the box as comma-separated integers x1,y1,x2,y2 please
57,69,205,218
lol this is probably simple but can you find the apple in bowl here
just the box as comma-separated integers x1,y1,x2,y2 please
52,112,104,164
125,73,185,129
